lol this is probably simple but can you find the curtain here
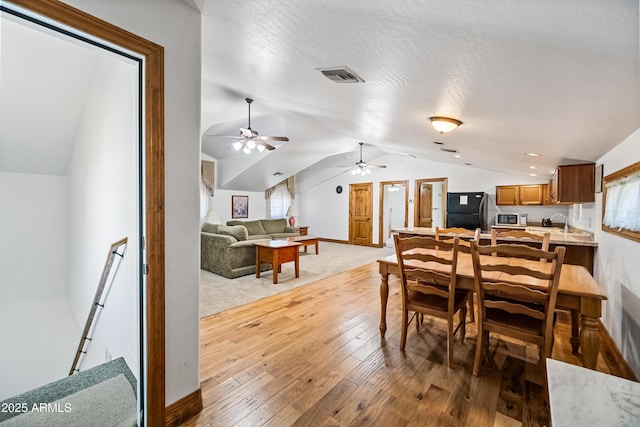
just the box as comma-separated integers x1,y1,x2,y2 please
267,181,292,219
603,172,640,231
200,160,214,222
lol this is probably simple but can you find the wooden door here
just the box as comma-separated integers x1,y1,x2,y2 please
349,183,373,246
417,182,433,227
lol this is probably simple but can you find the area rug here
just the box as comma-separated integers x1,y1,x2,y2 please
200,241,394,318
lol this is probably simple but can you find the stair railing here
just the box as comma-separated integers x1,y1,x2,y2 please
69,237,128,375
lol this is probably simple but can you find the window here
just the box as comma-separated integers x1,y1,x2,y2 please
268,182,292,219
602,161,640,242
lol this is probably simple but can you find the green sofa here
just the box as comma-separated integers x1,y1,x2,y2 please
200,219,300,278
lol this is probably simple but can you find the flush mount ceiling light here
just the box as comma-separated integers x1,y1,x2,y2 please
429,116,462,134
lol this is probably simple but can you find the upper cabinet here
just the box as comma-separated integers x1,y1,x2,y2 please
496,184,544,206
496,185,519,205
549,163,595,204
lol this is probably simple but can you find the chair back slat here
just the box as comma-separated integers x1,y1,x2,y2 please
482,281,550,304
479,264,554,281
484,300,545,320
474,243,557,261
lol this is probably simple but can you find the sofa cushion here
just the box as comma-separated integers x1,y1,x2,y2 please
217,225,248,241
227,220,266,236
261,218,288,234
202,222,220,234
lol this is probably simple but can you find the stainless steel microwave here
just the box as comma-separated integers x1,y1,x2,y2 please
495,213,527,226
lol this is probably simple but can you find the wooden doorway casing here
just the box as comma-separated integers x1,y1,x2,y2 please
8,1,166,425
349,183,373,246
414,178,448,229
378,180,408,247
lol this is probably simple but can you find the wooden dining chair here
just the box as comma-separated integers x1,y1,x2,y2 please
469,241,566,382
393,234,469,368
435,226,481,321
491,229,550,255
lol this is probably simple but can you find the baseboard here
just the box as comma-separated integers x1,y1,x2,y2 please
319,237,382,247
165,388,202,426
598,320,638,382
319,237,349,244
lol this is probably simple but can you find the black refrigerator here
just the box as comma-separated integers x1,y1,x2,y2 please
446,192,488,231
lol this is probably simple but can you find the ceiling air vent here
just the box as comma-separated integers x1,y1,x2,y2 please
440,148,458,153
316,66,365,83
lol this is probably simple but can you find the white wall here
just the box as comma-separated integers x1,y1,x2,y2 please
65,53,140,375
572,128,640,377
298,153,552,244
64,0,203,405
0,172,66,300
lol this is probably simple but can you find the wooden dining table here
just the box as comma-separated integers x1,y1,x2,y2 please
377,250,607,370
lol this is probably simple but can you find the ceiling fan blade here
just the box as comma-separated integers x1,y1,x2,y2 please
367,164,387,169
206,134,245,139
240,128,258,138
258,141,277,151
258,135,289,142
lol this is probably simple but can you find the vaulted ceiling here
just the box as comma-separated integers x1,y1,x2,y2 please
195,0,640,191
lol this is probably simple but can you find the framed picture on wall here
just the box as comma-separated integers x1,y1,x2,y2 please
232,195,249,218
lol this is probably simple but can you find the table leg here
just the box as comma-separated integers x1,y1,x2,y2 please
380,271,389,338
295,248,299,278
315,241,319,254
570,308,580,353
273,252,279,284
580,298,601,369
256,248,261,278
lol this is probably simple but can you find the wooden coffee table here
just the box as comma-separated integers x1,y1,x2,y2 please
254,240,302,284
283,235,319,254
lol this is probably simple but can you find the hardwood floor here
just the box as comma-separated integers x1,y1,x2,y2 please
184,262,632,427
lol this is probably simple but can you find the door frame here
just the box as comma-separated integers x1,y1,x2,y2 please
414,177,448,228
7,1,166,424
378,180,408,247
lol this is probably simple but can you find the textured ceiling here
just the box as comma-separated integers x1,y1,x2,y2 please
197,0,640,191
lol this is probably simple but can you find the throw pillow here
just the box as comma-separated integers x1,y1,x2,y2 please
262,219,287,234
202,222,220,234
218,225,248,241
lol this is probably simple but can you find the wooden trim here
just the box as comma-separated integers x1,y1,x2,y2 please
165,388,203,427
319,237,350,245
414,177,448,228
378,180,409,249
7,1,166,425
598,320,639,382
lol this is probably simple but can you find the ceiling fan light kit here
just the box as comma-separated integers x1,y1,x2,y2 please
213,97,289,154
344,142,387,176
429,116,462,134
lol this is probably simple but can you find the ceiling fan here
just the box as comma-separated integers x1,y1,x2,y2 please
209,97,289,153
341,142,387,175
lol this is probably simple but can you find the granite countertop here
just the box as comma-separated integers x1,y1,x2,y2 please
392,226,597,247
547,359,640,426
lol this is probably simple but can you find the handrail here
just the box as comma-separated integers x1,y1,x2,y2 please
69,237,128,376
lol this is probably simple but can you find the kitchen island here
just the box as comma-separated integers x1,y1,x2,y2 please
392,226,597,273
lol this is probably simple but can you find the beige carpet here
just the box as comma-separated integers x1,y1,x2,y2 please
200,241,394,318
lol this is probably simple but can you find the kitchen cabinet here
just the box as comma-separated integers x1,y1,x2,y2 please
496,184,544,206
549,163,595,204
518,184,544,205
496,185,519,205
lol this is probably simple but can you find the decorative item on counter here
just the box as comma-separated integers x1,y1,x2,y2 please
286,205,299,226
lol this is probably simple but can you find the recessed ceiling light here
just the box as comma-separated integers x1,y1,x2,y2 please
550,170,556,174
528,166,537,169
453,154,462,158
525,152,541,157
529,173,538,177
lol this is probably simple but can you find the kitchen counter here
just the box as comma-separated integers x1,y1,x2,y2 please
547,359,640,426
393,226,597,247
